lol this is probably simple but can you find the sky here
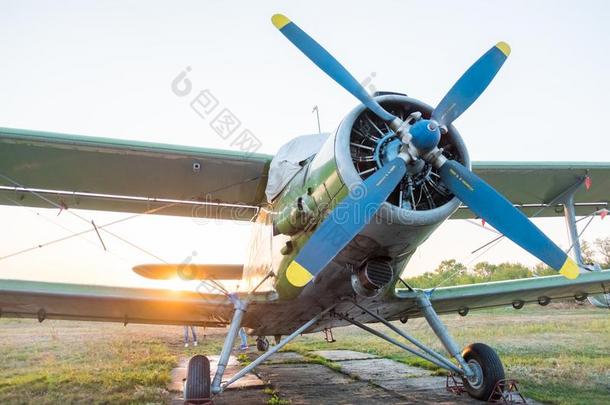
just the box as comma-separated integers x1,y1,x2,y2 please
0,0,609,288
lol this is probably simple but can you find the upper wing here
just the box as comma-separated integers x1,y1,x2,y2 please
0,279,275,327
379,270,610,321
0,127,272,221
451,162,610,218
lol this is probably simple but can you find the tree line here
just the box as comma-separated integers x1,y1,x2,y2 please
405,237,610,289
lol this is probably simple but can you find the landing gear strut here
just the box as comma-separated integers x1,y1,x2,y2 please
205,303,337,394
339,293,506,401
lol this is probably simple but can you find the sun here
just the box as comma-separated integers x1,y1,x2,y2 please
165,277,191,291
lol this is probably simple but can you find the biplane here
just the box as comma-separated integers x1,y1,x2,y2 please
1,13,609,402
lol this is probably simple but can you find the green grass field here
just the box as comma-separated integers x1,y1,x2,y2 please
285,304,610,405
0,304,608,404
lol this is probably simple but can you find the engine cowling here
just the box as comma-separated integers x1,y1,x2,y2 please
336,93,469,219
299,94,470,297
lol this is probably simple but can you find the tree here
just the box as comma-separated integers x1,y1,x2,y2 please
406,259,556,289
489,262,532,281
406,259,467,289
532,263,556,277
580,240,596,265
594,237,610,267
434,259,467,275
473,262,496,278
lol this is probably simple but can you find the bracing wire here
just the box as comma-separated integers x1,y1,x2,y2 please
0,172,264,296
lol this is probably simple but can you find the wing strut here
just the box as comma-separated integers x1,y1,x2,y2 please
338,294,475,377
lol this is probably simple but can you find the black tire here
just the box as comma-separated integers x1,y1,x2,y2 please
256,336,269,352
461,343,505,401
185,355,211,402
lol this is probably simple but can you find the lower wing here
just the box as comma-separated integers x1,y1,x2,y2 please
0,279,274,327
380,270,610,320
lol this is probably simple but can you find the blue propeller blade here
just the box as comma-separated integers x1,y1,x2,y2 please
433,42,511,127
285,159,407,287
271,14,396,123
271,13,572,282
439,159,579,279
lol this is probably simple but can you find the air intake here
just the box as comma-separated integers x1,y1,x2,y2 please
351,258,394,296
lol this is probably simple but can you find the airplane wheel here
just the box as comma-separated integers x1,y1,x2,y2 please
256,336,270,352
184,355,211,402
461,343,505,400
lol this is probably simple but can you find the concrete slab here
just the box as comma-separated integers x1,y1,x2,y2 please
168,354,265,393
370,375,476,403
171,388,268,405
261,351,307,364
312,349,379,361
332,357,433,379
255,363,406,404
171,351,542,405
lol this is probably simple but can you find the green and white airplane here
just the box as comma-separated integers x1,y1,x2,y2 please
1,14,609,402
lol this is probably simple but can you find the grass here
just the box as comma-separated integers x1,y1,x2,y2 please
0,320,226,404
263,387,291,405
236,352,251,366
282,304,610,405
276,348,342,372
0,304,608,404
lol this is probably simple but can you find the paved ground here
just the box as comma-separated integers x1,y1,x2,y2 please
170,350,538,404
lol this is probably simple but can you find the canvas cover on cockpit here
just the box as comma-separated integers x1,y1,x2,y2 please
264,133,329,202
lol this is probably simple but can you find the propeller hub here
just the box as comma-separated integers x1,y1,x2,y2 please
409,119,441,154
374,133,403,168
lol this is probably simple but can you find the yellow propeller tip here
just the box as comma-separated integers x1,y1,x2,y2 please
559,258,580,279
272,14,291,29
495,41,511,57
286,261,313,287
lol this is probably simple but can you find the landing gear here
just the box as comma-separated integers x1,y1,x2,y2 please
461,343,505,400
184,355,212,403
338,296,508,402
213,305,337,393
256,336,270,352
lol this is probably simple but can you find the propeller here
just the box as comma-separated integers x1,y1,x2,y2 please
271,14,397,124
432,42,511,127
272,14,580,287
438,160,579,278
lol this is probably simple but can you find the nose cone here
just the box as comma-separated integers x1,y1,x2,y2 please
409,120,441,153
